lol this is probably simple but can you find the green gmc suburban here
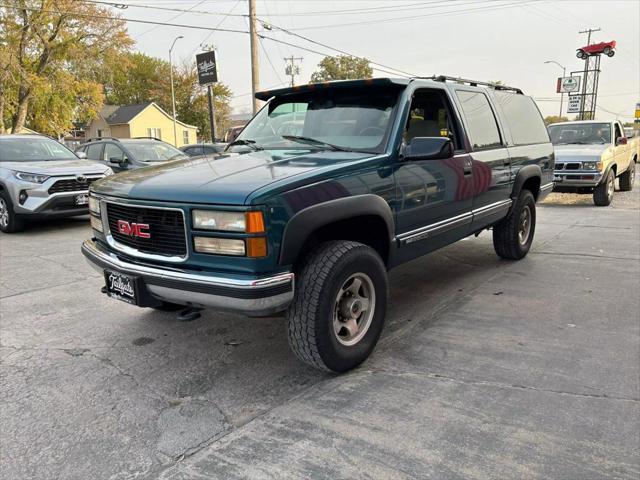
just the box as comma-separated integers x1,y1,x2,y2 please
82,77,554,372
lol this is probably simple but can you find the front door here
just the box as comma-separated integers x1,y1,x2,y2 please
394,88,474,263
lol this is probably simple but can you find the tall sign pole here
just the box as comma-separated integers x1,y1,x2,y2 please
249,0,260,114
196,50,219,142
577,27,602,120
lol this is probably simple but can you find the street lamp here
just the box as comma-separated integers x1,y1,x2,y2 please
544,60,566,118
169,35,184,147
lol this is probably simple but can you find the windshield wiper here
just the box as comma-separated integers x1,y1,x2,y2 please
281,135,354,152
227,139,263,151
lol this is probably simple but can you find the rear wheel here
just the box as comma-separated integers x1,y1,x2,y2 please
593,169,615,206
0,191,24,233
287,241,388,372
619,162,635,191
493,190,536,260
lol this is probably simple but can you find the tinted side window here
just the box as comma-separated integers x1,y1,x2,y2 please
86,143,103,160
455,90,502,149
614,123,622,140
103,143,125,162
494,92,549,145
189,146,204,156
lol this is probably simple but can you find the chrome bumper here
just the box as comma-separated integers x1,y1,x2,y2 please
81,239,294,316
553,171,602,188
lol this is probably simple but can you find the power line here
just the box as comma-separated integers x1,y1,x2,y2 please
191,0,242,56
0,3,249,33
258,36,285,85
135,0,207,38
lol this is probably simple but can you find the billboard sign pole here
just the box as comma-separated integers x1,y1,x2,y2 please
196,51,219,141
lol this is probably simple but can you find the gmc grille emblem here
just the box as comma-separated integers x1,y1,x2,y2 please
117,220,150,239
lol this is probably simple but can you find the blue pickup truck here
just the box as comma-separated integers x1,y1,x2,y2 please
82,77,554,372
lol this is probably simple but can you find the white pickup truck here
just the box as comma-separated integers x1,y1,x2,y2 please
548,120,639,205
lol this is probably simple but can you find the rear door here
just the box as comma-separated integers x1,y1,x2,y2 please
451,88,512,229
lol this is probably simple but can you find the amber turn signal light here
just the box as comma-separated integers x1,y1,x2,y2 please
245,211,265,233
246,237,267,257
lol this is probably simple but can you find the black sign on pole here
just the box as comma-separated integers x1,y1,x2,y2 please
196,51,218,141
196,51,218,85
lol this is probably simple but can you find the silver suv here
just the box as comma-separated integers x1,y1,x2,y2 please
0,134,112,233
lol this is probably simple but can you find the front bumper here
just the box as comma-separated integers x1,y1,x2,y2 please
81,239,294,316
553,170,603,188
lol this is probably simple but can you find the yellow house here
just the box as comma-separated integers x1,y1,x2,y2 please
86,102,198,147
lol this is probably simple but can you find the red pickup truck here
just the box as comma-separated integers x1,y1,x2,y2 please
576,41,616,59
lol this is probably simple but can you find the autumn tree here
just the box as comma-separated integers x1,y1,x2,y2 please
544,115,569,125
0,0,132,134
310,55,373,83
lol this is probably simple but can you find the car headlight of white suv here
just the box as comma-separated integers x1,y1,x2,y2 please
13,171,50,183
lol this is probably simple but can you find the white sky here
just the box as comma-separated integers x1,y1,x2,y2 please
114,0,640,121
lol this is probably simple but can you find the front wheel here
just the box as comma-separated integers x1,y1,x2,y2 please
0,191,24,233
492,190,536,260
593,169,615,206
287,241,388,372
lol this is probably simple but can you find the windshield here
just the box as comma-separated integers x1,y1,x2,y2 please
0,137,77,162
231,88,401,153
123,142,187,162
548,123,611,145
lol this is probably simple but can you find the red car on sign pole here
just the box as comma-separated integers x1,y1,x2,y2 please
576,40,616,59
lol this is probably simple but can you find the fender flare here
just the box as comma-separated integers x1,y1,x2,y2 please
278,194,395,266
511,164,542,199
602,162,617,182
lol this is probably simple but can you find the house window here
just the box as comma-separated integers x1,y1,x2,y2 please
147,128,162,140
183,130,189,145
97,129,103,138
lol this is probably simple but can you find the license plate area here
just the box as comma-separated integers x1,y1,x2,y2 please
75,193,89,205
104,270,139,305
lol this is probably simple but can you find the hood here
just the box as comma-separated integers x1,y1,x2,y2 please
91,149,375,205
2,159,110,176
554,143,610,161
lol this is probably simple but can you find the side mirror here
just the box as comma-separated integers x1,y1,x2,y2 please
109,156,127,165
402,137,454,161
76,151,87,159
616,137,627,146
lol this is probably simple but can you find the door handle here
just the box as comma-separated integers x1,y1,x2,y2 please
463,158,472,175
503,158,512,166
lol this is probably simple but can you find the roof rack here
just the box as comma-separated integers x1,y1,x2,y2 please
424,75,523,94
132,136,162,141
83,137,120,143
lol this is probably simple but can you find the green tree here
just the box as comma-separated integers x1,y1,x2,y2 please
0,0,132,134
544,115,569,125
310,55,373,83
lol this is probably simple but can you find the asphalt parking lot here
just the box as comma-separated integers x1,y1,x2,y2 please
1,178,639,480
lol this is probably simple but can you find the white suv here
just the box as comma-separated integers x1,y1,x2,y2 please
0,134,112,233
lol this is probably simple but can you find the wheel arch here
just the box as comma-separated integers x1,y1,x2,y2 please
512,165,542,201
279,194,395,268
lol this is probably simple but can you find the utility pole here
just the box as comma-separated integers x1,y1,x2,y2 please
249,0,260,114
579,27,601,46
284,55,303,87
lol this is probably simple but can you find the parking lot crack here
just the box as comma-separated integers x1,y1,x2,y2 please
363,369,639,403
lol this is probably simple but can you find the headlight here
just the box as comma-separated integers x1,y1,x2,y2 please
90,215,104,232
192,210,265,233
88,196,101,214
194,237,245,256
13,171,49,183
582,162,597,170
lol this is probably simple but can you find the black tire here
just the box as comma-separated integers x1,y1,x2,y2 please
593,169,615,206
150,301,184,312
0,191,24,233
492,190,536,260
619,162,635,192
287,241,388,372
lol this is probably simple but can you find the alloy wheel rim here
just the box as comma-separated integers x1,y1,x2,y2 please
333,273,376,347
607,174,614,199
518,205,531,245
0,199,8,228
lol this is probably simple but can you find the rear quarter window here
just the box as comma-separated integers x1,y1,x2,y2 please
494,92,550,145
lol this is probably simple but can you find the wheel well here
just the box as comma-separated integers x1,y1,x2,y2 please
295,215,390,268
611,164,617,176
521,176,541,200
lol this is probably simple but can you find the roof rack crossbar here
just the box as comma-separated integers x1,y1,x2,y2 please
83,137,121,143
421,75,523,94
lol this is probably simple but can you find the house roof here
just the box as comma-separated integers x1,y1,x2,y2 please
105,103,150,125
99,102,197,130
